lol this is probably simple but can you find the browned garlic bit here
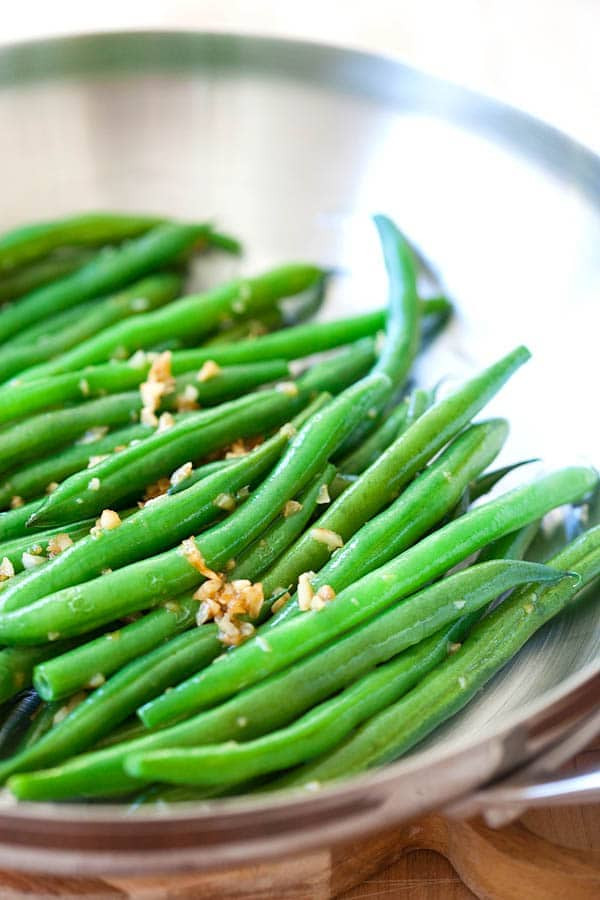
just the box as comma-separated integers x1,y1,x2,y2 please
271,591,291,614
87,454,109,468
223,435,263,459
214,492,236,512
310,527,344,551
283,500,303,518
9,495,24,509
45,481,59,494
298,572,336,612
47,533,74,557
181,538,264,646
91,509,122,536
139,351,175,426
197,360,222,383
22,550,46,569
170,461,193,487
317,483,331,504
142,477,171,504
175,384,200,412
276,381,299,397
157,411,175,433
0,557,15,581
78,426,109,444
87,477,101,492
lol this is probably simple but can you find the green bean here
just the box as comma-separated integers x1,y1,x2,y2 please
140,417,508,726
478,519,542,563
370,215,420,385
0,540,570,800
0,224,206,344
16,700,62,753
125,559,565,787
28,341,375,528
471,459,540,502
0,519,94,573
0,274,183,384
10,294,103,346
33,595,201,701
0,374,391,643
0,642,73,704
137,466,596,726
259,346,532,604
267,418,508,629
0,396,329,613
0,212,168,272
0,392,145,473
0,422,155,509
30,467,335,722
233,464,337,582
0,250,94,303
1,626,223,783
0,500,43,541
18,264,324,380
338,389,431,476
277,526,600,786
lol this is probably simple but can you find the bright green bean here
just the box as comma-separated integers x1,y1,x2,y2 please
0,642,73,704
277,527,600,786
0,250,94,303
125,559,565,787
0,519,94,573
138,466,596,726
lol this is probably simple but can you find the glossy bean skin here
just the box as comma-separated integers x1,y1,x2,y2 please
125,560,564,787
18,264,324,380
0,274,183,384
140,417,508,725
0,224,206,344
277,527,600,787
0,397,329,613
260,346,531,605
267,419,508,629
0,375,391,643
0,500,44,541
0,212,168,272
137,465,596,726
0,423,155,509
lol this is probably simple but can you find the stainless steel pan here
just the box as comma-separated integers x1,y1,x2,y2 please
0,30,597,874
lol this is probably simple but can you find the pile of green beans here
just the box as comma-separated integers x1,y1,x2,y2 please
0,208,594,808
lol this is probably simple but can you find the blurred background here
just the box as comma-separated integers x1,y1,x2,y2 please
2,0,599,153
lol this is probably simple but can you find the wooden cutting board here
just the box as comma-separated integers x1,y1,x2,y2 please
0,742,597,898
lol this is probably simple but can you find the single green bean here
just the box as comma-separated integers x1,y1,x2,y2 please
125,559,565,787
278,527,600,786
0,212,167,272
0,396,329,612
0,422,155,509
0,273,183,384
0,642,73,704
259,346,532,602
0,223,206,343
18,264,324,379
137,466,596,725
0,500,43,541
10,295,104,347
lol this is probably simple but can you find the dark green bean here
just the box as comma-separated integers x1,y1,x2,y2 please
0,223,206,344
0,422,155,509
0,519,94,573
0,274,182,384
0,396,329,613
0,642,73,704
0,250,94,303
18,264,324,379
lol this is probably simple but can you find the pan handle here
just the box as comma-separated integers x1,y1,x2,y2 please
446,705,600,827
